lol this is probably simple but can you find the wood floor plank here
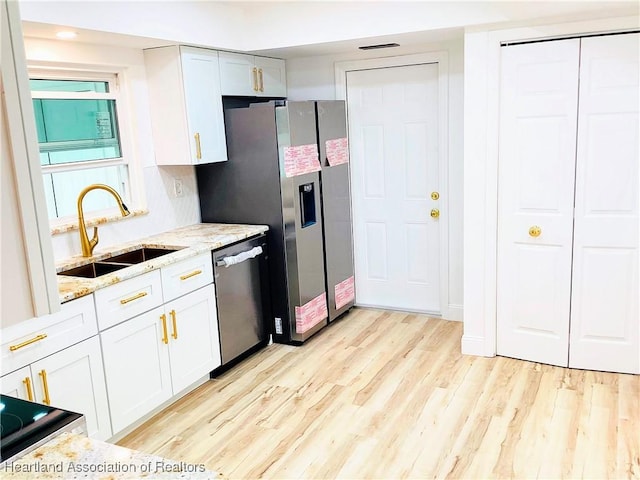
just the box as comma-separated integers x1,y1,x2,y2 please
118,308,640,479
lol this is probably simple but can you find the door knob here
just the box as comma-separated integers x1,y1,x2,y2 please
431,192,439,200
430,208,440,219
529,225,542,237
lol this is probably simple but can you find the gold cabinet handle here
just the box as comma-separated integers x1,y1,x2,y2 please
430,208,440,219
258,68,264,92
23,377,34,401
39,370,51,405
194,132,202,160
160,313,169,344
120,291,148,305
179,269,202,281
170,310,178,340
252,67,259,91
9,333,48,351
529,225,542,238
431,191,440,200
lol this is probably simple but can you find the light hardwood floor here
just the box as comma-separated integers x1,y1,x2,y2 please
118,308,640,479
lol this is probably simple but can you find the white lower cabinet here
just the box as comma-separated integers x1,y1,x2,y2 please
1,366,33,400
101,284,220,434
0,336,112,440
100,306,172,434
167,284,220,393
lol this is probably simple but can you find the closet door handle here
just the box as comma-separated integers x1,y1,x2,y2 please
529,226,542,238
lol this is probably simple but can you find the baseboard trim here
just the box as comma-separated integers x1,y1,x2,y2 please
107,375,210,443
461,335,493,357
445,304,463,321
354,302,441,317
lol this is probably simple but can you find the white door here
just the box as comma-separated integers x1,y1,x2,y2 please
31,337,112,440
100,307,172,434
347,63,441,313
167,285,221,393
569,33,640,374
496,39,580,367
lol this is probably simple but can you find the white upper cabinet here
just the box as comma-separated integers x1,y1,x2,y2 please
144,46,227,165
218,51,286,97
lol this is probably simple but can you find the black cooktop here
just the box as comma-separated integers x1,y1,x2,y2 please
0,394,83,463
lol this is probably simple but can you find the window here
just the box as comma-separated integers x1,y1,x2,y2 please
30,71,131,221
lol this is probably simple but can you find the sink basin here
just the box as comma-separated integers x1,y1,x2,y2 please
59,262,129,279
106,247,181,264
58,247,182,279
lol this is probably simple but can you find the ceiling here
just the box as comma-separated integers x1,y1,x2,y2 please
20,1,640,59
21,19,465,58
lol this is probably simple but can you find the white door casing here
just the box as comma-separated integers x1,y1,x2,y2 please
569,33,639,374
346,64,441,313
496,39,580,367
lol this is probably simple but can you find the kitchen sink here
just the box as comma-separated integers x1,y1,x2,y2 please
58,247,182,279
58,262,129,279
106,247,181,264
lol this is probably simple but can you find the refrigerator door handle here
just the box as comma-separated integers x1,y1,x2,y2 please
216,246,263,267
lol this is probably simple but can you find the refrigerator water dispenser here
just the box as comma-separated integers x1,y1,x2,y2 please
299,183,316,228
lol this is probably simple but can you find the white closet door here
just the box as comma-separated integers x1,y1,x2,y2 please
496,39,580,367
569,33,640,374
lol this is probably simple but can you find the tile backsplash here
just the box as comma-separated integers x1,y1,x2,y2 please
50,165,200,260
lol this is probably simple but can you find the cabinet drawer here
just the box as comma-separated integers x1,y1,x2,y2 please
1,295,97,376
94,270,163,331
161,252,213,302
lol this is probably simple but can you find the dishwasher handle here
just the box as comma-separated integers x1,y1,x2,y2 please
216,246,263,268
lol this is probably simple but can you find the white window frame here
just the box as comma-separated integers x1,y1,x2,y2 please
29,66,142,227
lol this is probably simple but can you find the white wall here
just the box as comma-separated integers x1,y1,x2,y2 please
24,38,201,261
286,37,464,320
461,15,640,356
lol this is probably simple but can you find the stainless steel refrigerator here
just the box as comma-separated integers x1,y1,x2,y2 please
196,100,354,345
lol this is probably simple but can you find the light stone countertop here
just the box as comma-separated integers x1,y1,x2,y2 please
0,432,222,479
56,223,268,303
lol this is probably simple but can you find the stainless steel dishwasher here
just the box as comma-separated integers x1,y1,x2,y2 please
213,234,270,367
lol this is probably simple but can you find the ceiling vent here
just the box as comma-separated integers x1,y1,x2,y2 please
358,43,400,51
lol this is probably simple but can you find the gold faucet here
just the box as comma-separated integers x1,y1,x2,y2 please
77,184,130,257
